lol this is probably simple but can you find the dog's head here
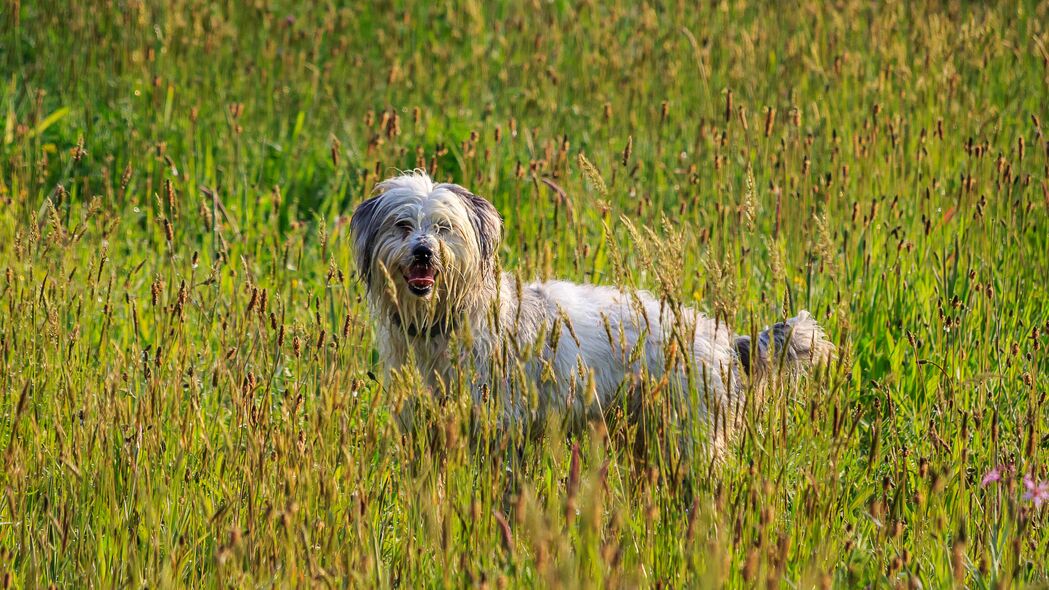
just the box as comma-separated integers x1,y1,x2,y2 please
350,171,502,327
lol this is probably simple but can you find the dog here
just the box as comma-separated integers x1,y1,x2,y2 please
350,170,833,457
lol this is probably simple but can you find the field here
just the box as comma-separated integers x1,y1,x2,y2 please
2,0,1049,587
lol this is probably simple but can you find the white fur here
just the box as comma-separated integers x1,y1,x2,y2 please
351,171,833,456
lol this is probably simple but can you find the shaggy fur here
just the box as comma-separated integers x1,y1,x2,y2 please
351,171,833,456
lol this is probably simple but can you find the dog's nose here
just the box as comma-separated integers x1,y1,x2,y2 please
412,245,433,261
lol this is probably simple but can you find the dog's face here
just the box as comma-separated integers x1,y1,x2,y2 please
351,172,501,325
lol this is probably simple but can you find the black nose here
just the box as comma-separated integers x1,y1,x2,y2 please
412,245,433,261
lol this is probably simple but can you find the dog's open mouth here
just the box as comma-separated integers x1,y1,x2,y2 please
405,262,437,296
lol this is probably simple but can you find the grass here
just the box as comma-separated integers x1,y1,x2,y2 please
1,0,1048,587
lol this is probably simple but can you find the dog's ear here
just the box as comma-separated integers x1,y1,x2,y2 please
350,195,383,286
449,186,502,268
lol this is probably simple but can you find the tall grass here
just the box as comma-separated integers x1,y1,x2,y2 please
1,0,1048,586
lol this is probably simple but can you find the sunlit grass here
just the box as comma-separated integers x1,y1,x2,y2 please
1,0,1048,587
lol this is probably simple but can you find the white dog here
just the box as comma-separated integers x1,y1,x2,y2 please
351,171,832,456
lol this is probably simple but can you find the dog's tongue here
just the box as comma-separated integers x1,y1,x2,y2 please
406,263,435,289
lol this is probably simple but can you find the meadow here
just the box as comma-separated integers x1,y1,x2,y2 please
1,0,1048,587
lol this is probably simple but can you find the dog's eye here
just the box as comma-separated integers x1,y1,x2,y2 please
433,223,450,235
395,220,414,234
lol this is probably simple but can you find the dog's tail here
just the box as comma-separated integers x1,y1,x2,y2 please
734,310,834,386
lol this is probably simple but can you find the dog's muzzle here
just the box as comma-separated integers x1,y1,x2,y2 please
405,245,437,296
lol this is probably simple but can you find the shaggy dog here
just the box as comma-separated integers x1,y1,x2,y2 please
351,170,833,456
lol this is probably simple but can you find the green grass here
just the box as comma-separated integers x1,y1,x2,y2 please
2,1,1048,587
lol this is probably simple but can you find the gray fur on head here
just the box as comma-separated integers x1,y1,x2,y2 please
349,194,384,287
444,184,502,277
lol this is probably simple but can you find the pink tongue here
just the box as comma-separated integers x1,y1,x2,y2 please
407,265,435,288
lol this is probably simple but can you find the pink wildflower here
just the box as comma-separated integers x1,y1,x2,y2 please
1022,475,1049,509
981,467,1002,487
